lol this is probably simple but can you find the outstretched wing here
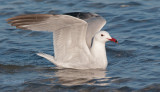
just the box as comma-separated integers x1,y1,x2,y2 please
65,12,106,48
7,14,91,62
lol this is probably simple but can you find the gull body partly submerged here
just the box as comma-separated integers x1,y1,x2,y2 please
7,12,118,69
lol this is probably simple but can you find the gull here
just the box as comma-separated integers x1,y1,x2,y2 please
7,12,118,69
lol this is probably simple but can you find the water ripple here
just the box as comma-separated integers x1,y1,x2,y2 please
0,0,160,91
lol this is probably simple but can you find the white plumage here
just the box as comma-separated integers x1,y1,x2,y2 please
7,12,118,69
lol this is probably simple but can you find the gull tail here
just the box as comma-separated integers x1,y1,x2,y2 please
37,53,57,65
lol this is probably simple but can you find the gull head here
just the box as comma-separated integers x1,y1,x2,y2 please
94,31,118,43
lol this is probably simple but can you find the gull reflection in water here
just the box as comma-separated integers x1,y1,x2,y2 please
48,68,111,86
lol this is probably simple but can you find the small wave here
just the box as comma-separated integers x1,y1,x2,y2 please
136,83,160,92
5,28,17,31
0,11,17,16
27,31,46,37
20,82,133,92
106,47,135,58
12,1,25,5
33,0,44,2
111,77,133,84
127,19,151,23
121,1,142,6
2,48,34,55
151,45,160,50
0,7,14,11
110,16,126,23
142,7,160,13
0,64,34,73
0,38,8,43
85,3,107,8
48,10,62,14
107,1,142,8
140,58,160,63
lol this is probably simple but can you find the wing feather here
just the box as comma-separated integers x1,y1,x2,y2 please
65,12,106,48
7,14,85,31
7,14,90,63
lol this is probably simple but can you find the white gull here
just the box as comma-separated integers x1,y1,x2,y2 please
7,12,118,69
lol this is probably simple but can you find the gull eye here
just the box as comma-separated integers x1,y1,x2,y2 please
101,34,104,36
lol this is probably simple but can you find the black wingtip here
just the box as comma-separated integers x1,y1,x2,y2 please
64,12,99,20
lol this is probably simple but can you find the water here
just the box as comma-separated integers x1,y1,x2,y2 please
0,0,160,91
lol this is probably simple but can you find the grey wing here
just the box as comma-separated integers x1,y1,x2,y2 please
65,12,106,48
7,14,90,62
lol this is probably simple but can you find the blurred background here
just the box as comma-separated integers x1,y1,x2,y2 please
0,0,160,92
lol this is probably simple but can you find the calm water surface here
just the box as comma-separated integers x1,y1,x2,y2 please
0,0,160,92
